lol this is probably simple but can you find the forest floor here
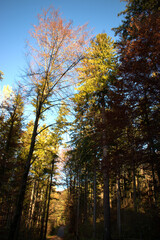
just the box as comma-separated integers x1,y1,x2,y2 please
47,236,63,240
47,225,65,240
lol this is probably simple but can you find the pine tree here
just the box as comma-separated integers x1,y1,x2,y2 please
73,33,119,240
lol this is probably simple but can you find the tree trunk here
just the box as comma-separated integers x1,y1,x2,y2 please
101,94,111,240
144,90,158,205
103,171,111,240
84,167,88,223
76,171,80,240
151,162,157,206
40,177,49,240
28,180,38,228
43,160,54,240
132,165,137,212
117,177,121,238
93,159,97,239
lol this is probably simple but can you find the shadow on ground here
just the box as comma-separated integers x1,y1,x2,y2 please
47,236,63,240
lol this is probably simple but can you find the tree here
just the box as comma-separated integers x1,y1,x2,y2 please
0,87,24,238
113,0,159,39
112,0,160,216
0,87,24,193
0,71,4,81
117,11,160,205
17,113,63,240
73,33,118,240
8,7,90,240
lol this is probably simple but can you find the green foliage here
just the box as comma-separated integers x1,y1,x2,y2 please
75,33,117,100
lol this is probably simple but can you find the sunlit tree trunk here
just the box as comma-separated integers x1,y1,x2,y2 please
132,159,137,213
28,180,38,228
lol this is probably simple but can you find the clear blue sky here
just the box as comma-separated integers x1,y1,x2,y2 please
0,0,126,88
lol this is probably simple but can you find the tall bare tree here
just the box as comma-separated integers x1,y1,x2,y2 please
8,7,90,240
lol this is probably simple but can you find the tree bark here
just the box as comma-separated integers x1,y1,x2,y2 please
84,167,88,223
132,164,137,212
101,94,111,240
40,177,49,240
117,177,121,238
43,160,54,240
103,171,111,240
76,171,80,240
93,159,97,239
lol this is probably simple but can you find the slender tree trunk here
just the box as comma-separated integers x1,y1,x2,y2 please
155,162,160,185
31,181,40,229
132,164,137,212
43,160,54,240
93,159,97,239
143,91,158,205
117,177,121,238
28,180,38,228
8,106,41,240
40,177,49,240
101,95,111,240
151,162,157,206
84,168,88,223
103,171,111,240
76,171,80,240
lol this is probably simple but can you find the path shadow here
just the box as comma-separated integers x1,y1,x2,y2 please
47,236,63,240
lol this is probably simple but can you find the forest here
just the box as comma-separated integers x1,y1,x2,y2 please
0,0,160,240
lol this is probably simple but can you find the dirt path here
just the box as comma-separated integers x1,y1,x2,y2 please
47,225,65,240
57,225,65,238
47,236,63,240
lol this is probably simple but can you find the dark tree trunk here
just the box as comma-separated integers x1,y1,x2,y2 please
43,160,54,240
101,95,111,240
93,159,97,239
144,90,158,205
84,167,88,223
28,180,38,229
103,171,111,240
40,177,49,240
117,177,121,238
76,171,80,240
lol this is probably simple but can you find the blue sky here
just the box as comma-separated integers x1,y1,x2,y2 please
0,0,126,88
